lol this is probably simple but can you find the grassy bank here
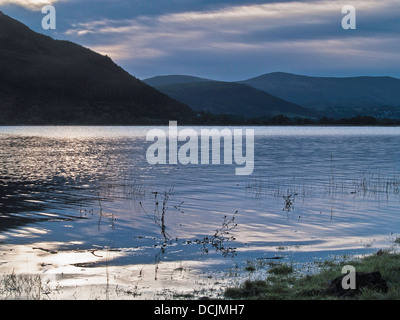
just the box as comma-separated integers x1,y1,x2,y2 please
225,250,400,300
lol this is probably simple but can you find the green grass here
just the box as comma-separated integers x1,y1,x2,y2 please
225,251,400,300
244,264,256,272
268,263,294,276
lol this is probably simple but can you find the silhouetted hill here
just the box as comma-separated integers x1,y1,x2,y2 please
0,12,195,125
146,79,318,119
241,72,400,118
144,75,213,87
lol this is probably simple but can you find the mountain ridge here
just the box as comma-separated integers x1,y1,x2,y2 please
145,79,318,119
240,72,400,114
144,72,400,119
144,75,213,87
2,11,399,124
0,12,196,125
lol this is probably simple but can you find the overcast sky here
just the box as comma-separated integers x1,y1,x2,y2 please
2,0,400,81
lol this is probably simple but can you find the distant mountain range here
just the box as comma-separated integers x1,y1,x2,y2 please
1,11,399,125
144,75,213,87
144,76,318,119
0,11,195,125
144,73,400,120
240,72,400,119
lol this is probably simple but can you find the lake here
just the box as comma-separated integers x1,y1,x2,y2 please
1,126,400,299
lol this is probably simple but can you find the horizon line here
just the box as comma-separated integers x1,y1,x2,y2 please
141,72,400,82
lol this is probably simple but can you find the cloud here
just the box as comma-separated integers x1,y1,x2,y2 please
89,43,166,61
157,0,400,27
61,0,400,78
0,0,64,10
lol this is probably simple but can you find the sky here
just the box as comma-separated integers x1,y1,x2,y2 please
1,0,400,81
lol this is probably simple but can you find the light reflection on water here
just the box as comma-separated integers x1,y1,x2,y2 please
1,126,400,299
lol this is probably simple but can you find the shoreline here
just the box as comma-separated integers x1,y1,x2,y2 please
1,239,399,300
224,246,400,300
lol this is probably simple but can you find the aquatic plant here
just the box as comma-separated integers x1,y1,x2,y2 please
282,191,295,213
194,210,239,258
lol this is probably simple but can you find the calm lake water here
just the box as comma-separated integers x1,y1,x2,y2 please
1,126,400,299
